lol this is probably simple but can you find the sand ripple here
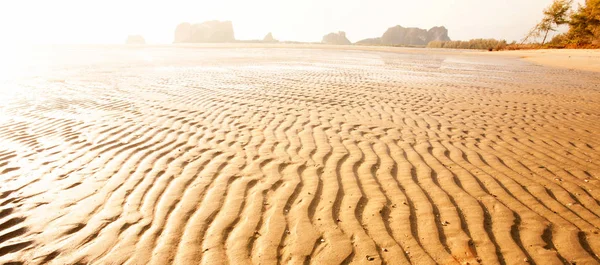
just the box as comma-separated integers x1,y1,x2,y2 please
0,46,600,265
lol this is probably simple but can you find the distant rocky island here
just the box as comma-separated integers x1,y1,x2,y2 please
357,25,450,46
321,26,450,46
174,21,235,43
322,31,351,45
263,32,277,43
126,35,145,44
171,21,450,47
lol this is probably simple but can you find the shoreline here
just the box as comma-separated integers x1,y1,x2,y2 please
14,42,600,72
171,43,600,73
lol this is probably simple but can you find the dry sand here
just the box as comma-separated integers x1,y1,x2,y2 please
487,49,600,73
0,45,599,265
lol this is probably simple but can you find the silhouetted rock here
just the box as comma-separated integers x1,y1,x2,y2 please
381,26,429,45
322,31,351,45
358,25,451,46
174,22,192,43
355,37,382,45
427,26,451,43
174,21,235,43
126,35,145,44
263,32,277,43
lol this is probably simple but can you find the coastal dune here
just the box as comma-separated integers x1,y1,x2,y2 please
0,46,599,265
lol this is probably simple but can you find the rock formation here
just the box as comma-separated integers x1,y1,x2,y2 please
126,35,145,44
174,21,235,43
427,26,451,43
263,32,277,43
355,37,383,45
322,31,351,45
356,25,450,46
381,26,429,45
174,22,192,43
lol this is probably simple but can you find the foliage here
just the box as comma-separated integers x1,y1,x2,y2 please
524,0,573,44
427,39,507,50
549,33,568,45
566,0,600,45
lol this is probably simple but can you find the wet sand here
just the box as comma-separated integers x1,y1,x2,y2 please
170,43,600,72
0,45,599,265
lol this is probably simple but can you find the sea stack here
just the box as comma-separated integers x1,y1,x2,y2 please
263,32,277,43
322,31,351,45
174,21,235,43
356,25,450,46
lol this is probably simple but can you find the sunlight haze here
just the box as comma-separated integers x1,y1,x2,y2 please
0,0,586,44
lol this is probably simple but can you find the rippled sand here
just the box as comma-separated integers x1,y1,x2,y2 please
0,45,599,265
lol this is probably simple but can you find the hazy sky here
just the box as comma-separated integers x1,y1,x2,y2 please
0,0,585,44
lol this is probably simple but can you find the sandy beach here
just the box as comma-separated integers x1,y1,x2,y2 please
0,45,599,265
171,43,600,72
488,49,600,73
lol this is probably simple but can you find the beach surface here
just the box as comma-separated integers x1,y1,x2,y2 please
0,45,599,265
489,49,600,73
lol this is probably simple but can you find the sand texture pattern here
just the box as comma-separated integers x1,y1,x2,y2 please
0,46,600,265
